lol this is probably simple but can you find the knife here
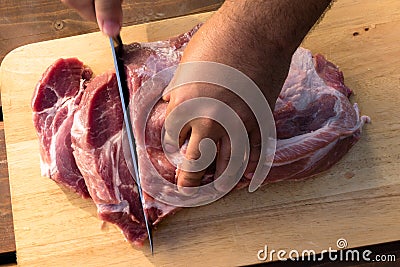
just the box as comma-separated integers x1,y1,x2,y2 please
109,35,154,254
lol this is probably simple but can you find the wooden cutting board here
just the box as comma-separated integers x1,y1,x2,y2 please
1,1,400,266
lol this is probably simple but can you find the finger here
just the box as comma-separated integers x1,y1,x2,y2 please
164,84,196,118
162,66,183,103
214,134,234,192
244,129,261,180
164,93,178,118
61,0,96,22
162,91,170,102
162,94,170,102
163,121,191,154
94,0,123,36
214,134,231,179
163,100,191,150
178,131,204,187
178,124,191,148
177,127,217,195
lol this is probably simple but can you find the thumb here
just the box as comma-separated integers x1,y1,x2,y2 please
95,0,123,37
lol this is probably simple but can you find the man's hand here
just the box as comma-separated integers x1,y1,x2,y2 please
164,0,332,193
61,0,122,36
60,0,332,194
163,6,291,194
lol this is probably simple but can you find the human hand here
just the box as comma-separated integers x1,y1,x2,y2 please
61,0,122,36
162,6,293,194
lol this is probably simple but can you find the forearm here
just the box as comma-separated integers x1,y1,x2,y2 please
179,0,333,106
220,0,333,54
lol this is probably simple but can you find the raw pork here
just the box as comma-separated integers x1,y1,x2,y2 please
33,26,369,246
70,27,199,245
32,58,92,198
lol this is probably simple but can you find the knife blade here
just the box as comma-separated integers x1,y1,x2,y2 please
109,35,154,254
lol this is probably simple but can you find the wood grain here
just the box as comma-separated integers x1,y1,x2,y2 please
0,122,15,254
0,0,222,256
0,0,399,266
0,0,223,63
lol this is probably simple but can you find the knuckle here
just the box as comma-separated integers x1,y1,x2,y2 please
199,118,214,129
196,118,220,131
170,93,190,106
185,149,201,160
178,172,202,186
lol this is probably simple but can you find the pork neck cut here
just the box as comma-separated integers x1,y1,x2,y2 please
71,72,148,245
70,27,199,245
32,26,369,246
32,58,92,198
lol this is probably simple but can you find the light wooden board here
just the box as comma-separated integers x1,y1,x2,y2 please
1,1,400,266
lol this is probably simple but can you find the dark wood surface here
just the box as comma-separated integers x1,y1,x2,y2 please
0,0,222,63
0,122,15,254
0,0,223,257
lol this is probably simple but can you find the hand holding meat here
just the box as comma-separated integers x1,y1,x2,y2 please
161,12,291,192
60,0,333,193
163,0,333,192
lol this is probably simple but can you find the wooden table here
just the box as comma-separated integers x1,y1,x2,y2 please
0,0,222,258
0,0,399,266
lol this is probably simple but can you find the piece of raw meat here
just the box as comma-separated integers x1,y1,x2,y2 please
33,26,369,247
32,58,92,198
70,27,199,245
266,48,370,183
71,72,148,245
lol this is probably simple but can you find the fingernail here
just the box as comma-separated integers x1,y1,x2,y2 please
178,185,198,196
102,20,121,37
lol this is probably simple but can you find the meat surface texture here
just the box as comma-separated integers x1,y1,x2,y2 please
32,26,369,247
267,48,370,183
70,27,199,245
71,72,148,245
32,58,92,198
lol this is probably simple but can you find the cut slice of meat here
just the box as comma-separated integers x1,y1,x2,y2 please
71,72,148,245
32,58,92,198
69,28,198,245
33,26,369,247
267,48,370,183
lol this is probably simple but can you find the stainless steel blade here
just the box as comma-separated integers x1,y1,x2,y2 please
109,35,154,254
